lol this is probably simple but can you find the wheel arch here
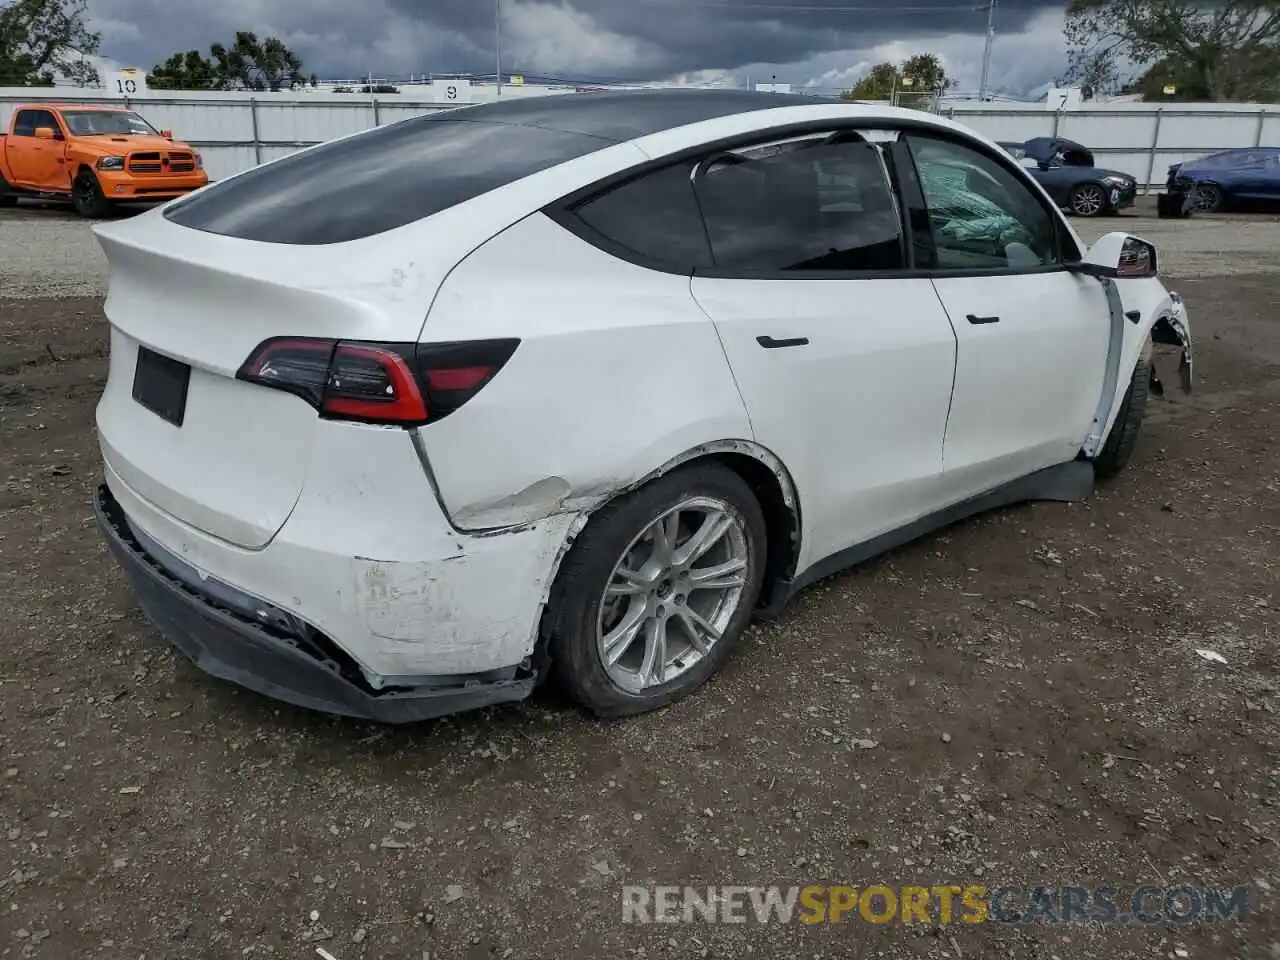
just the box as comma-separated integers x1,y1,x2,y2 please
1083,286,1191,459
616,440,801,605
527,438,803,680
543,439,803,617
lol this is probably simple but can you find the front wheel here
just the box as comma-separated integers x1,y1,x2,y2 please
547,462,767,718
1069,183,1107,217
1093,352,1151,479
72,171,112,218
1193,183,1223,213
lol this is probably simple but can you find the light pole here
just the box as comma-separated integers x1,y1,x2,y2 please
495,0,503,96
978,0,996,101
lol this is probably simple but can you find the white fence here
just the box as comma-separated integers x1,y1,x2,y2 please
2,86,1277,187
941,101,1280,190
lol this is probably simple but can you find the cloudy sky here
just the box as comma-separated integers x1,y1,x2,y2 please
85,0,1071,96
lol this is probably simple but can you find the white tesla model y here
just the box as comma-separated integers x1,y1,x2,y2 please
91,90,1193,723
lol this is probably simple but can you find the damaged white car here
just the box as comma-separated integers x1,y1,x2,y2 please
91,90,1193,723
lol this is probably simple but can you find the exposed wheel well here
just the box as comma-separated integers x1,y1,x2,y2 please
700,451,800,611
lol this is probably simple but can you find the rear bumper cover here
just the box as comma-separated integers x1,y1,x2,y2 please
94,484,536,724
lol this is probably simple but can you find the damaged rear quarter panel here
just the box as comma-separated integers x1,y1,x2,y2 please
353,510,577,674
413,212,756,531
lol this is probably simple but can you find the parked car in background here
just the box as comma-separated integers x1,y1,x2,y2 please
90,91,1192,724
1167,147,1280,213
999,137,1137,217
0,103,207,217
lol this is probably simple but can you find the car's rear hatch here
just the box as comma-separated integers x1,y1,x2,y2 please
92,211,449,549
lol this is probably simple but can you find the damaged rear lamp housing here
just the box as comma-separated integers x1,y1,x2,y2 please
236,337,519,426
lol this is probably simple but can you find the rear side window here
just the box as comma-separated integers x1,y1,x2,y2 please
692,136,906,273
164,117,616,245
568,162,712,271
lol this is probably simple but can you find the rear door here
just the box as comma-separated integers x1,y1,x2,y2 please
900,132,1111,496
686,129,958,570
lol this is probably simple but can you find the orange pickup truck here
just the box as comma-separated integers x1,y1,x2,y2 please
0,103,208,217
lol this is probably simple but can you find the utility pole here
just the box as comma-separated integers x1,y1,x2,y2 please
495,0,503,96
978,0,996,102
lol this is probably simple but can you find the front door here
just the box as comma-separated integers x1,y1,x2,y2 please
8,109,66,189
686,130,958,570
902,132,1112,497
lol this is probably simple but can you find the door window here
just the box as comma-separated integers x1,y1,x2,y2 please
12,110,43,136
691,133,906,273
906,135,1065,271
13,109,60,138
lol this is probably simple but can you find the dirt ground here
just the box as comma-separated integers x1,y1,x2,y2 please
0,207,1278,960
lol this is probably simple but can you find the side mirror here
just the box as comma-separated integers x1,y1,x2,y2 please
34,126,56,140
1038,160,1053,171
160,128,173,139
1068,231,1158,279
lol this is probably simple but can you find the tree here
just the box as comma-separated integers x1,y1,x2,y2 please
901,53,949,92
1065,0,1280,101
213,32,303,91
1122,55,1211,100
149,32,304,91
0,0,100,86
843,63,901,101
842,54,950,102
148,50,223,90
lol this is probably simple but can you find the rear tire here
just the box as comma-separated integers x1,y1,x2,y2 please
547,462,767,718
1093,352,1151,479
0,170,17,208
72,170,112,218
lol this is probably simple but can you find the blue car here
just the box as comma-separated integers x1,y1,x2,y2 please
1167,147,1280,213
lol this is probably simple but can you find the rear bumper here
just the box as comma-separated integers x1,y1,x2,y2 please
94,484,537,723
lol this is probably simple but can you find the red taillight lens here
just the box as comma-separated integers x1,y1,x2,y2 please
237,337,518,426
239,338,335,407
323,344,427,424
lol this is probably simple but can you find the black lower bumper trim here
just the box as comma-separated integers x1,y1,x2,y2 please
1157,189,1195,219
93,484,536,724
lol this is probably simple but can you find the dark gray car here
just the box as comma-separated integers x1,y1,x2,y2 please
999,137,1137,217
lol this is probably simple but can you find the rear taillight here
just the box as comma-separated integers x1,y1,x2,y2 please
236,337,518,426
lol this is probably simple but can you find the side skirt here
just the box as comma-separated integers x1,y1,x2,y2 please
757,459,1096,616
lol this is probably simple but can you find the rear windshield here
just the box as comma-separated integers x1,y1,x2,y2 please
164,115,615,245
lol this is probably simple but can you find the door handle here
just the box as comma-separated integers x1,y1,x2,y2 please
756,335,809,349
965,314,1000,324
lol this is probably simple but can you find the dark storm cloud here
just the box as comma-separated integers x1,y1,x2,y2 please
395,0,1061,77
88,0,1063,82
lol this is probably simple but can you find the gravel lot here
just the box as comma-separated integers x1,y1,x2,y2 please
0,202,1277,959
3,197,1280,300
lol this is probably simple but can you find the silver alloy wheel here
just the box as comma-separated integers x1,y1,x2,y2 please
596,496,750,694
1071,184,1105,216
